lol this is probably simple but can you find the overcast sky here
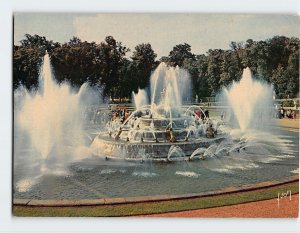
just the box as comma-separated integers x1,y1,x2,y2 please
14,13,300,57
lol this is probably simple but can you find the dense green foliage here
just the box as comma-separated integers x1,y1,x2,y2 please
13,34,299,100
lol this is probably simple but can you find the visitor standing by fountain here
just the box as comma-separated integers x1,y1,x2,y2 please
280,106,285,119
205,109,209,119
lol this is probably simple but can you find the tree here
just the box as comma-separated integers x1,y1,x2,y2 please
271,64,287,98
20,34,60,53
14,34,299,99
131,43,157,91
13,34,59,90
13,45,44,90
206,49,224,96
168,43,195,67
50,37,99,87
219,50,242,87
116,59,135,99
183,55,210,99
96,36,130,99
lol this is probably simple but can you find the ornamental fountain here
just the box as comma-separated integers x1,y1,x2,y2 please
13,53,298,200
91,63,223,161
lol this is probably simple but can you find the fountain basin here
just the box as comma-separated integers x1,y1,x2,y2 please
91,133,225,159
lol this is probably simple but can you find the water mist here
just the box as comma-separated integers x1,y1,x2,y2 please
223,67,274,132
14,53,101,191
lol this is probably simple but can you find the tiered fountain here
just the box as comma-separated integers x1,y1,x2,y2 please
91,63,223,160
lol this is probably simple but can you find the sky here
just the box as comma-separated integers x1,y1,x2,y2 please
14,13,300,57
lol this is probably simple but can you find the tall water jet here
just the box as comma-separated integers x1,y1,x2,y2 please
15,52,99,170
132,88,148,110
223,67,274,132
92,62,222,160
150,63,192,114
78,82,104,107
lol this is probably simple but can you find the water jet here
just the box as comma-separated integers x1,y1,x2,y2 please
91,63,223,160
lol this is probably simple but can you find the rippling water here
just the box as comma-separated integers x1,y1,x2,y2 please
14,123,298,200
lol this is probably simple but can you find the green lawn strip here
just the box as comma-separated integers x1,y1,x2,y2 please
13,182,298,217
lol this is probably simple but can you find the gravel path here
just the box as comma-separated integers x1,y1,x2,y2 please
276,118,299,129
145,194,299,218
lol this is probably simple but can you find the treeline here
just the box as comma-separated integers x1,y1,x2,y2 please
13,34,299,100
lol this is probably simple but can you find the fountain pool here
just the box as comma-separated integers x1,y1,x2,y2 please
13,54,299,201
